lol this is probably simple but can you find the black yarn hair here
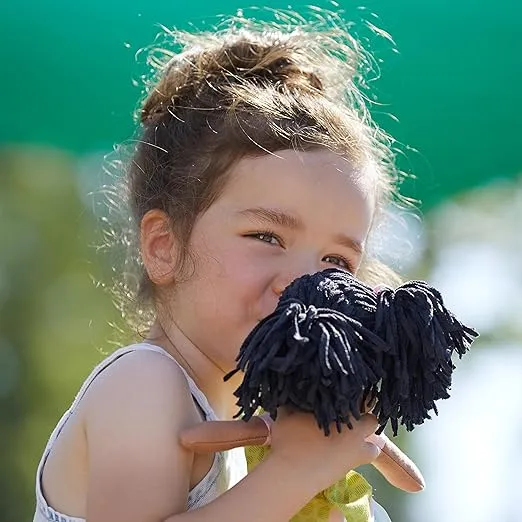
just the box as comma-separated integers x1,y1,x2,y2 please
224,268,478,436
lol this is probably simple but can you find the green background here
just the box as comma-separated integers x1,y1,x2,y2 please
2,0,521,209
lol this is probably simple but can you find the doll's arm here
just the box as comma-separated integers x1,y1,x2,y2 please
366,432,425,492
180,418,425,493
180,417,269,451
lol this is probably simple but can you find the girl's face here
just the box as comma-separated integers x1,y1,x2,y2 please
166,149,375,371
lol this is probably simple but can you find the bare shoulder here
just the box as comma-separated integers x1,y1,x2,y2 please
86,350,190,402
80,349,202,520
81,348,199,430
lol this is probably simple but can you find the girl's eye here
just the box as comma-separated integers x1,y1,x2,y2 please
248,232,283,246
323,255,354,272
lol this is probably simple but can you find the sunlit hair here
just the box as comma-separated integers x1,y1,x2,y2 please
100,9,405,330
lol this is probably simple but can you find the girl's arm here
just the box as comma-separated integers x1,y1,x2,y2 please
164,410,380,522
83,350,198,521
163,455,319,522
83,350,378,522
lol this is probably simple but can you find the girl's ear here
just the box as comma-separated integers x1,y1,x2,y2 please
140,209,179,286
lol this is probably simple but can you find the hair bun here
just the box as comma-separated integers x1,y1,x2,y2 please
141,29,336,123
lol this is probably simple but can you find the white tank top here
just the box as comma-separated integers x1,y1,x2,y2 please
33,342,247,522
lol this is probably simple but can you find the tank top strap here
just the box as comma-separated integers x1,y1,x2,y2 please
130,342,218,421
66,342,218,422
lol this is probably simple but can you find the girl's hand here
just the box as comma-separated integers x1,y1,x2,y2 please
259,411,380,491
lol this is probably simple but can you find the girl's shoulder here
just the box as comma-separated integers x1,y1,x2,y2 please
76,344,214,518
80,344,198,426
36,345,205,521
77,345,206,513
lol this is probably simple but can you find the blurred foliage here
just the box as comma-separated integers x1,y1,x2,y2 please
0,148,119,520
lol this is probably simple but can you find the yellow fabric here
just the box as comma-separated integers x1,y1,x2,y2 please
245,444,373,522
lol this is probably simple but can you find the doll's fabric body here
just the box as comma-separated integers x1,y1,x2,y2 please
245,445,392,522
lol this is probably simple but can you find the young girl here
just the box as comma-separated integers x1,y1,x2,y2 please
34,12,402,522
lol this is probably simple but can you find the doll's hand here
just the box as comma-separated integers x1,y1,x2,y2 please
180,416,425,492
366,432,425,492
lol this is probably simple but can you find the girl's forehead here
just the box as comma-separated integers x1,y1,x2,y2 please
217,149,376,236
224,149,376,208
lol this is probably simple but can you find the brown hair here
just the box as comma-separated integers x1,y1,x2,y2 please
107,12,403,327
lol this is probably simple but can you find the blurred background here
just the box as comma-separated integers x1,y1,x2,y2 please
1,1,521,520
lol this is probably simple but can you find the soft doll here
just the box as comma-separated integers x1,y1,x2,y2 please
181,269,477,521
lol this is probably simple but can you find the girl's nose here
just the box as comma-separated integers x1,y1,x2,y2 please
271,257,319,296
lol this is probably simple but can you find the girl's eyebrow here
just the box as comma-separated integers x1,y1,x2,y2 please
332,234,363,255
236,207,363,254
236,207,303,230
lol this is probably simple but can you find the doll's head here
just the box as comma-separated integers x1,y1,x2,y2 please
226,268,478,435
